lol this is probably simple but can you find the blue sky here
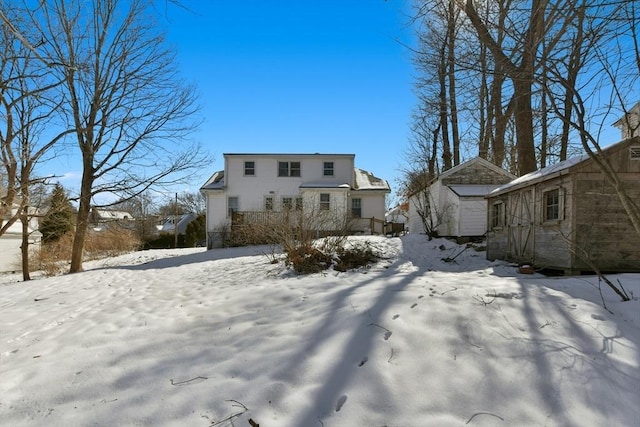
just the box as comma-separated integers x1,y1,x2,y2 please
162,1,415,200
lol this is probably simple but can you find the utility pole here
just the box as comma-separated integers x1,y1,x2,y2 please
174,192,178,249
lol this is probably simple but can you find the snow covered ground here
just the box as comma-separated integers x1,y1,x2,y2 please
1,235,638,427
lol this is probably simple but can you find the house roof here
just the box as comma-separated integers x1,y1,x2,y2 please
223,153,355,158
613,101,640,127
438,157,516,181
448,184,504,197
200,171,224,190
200,167,390,192
353,168,390,192
93,209,132,220
489,137,637,197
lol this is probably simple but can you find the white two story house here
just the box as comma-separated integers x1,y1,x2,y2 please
200,153,390,248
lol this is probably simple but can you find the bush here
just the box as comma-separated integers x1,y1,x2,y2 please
185,214,206,247
143,233,186,249
34,227,141,276
333,241,379,272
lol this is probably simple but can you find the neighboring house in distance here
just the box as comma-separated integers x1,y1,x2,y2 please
385,203,408,224
486,137,640,274
200,153,390,248
613,101,640,139
156,213,196,235
407,157,516,241
0,202,42,273
89,208,134,231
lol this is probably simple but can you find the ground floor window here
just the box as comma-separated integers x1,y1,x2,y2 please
227,197,239,217
490,201,505,228
265,196,274,211
320,193,330,210
351,198,361,218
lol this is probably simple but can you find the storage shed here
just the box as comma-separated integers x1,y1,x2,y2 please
486,137,640,274
407,157,515,240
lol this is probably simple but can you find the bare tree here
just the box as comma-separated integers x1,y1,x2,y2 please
20,0,209,272
543,0,640,237
1,5,74,279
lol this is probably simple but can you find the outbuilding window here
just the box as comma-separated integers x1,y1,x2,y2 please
244,161,255,176
630,145,640,160
543,188,563,221
323,162,334,176
490,201,505,229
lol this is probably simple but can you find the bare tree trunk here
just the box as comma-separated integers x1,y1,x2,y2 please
540,81,549,167
20,205,31,281
438,42,452,171
478,42,489,160
447,0,460,166
463,0,545,175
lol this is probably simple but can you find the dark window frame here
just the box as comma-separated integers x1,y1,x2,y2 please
244,161,255,176
278,161,301,177
323,161,334,176
351,198,361,218
320,193,330,210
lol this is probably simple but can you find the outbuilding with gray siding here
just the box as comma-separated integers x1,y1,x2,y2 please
486,137,640,274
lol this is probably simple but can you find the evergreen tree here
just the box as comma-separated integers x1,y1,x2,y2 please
40,183,74,243
185,214,206,247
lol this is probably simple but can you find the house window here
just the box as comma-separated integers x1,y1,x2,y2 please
278,161,301,177
244,161,255,176
265,196,274,211
351,198,362,218
543,188,562,221
323,162,334,176
295,197,303,211
282,197,293,210
490,201,505,229
630,145,640,160
227,197,239,217
320,193,330,210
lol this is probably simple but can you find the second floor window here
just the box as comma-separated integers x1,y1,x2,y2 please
278,161,301,177
320,193,330,210
244,161,255,176
323,162,334,176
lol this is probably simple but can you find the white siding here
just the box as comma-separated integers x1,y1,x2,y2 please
459,199,488,236
439,186,459,236
203,153,389,244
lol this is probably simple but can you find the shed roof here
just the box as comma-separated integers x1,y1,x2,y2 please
489,137,638,197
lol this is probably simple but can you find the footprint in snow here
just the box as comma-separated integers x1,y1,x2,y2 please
392,314,399,320
411,303,417,309
418,295,424,299
384,331,392,340
358,357,368,367
336,395,347,412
